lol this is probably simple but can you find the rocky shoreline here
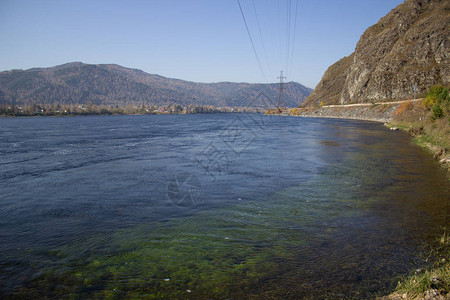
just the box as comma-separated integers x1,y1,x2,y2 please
287,101,406,123
269,100,449,176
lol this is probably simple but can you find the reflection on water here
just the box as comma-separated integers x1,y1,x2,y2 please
0,114,448,298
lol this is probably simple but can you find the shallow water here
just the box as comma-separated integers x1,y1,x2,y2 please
0,114,448,298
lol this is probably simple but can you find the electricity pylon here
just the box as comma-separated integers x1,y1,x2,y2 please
277,71,286,111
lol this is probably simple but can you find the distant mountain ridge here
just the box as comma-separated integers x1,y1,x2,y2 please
304,0,449,106
0,62,312,107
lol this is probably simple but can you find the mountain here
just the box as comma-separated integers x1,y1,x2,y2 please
305,54,354,106
0,62,312,108
304,0,449,106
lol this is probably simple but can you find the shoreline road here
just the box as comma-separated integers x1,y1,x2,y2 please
322,99,423,108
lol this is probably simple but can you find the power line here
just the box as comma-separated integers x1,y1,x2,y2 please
288,0,299,78
236,0,300,84
252,0,272,76
286,0,292,75
237,0,267,81
265,0,278,73
277,0,282,71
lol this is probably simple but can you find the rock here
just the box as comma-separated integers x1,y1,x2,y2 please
430,277,442,289
434,149,444,159
423,289,448,300
439,156,449,164
303,54,354,106
380,289,448,300
408,126,424,136
390,127,399,130
341,0,449,103
303,0,449,107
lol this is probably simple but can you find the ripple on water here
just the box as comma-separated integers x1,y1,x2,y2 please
0,115,448,298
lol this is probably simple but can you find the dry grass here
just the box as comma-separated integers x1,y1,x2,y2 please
395,101,414,116
391,101,449,150
393,232,450,298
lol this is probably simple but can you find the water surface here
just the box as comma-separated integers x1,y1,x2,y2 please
0,114,448,298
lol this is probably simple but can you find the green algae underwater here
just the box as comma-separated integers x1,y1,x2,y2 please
16,157,449,299
1,115,448,299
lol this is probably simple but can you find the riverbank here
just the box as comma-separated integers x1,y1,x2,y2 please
268,99,449,175
0,104,265,117
378,232,449,300
269,98,449,299
388,101,449,175
268,99,422,123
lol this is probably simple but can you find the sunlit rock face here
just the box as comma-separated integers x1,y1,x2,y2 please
305,0,449,106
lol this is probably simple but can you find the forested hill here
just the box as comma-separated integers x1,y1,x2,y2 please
0,62,312,107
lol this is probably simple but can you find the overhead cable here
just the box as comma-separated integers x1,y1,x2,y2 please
237,0,267,81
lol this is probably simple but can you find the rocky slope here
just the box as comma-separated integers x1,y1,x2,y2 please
304,0,449,106
0,62,312,107
304,54,354,106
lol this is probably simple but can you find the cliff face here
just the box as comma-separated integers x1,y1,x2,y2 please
303,54,354,106
304,0,449,106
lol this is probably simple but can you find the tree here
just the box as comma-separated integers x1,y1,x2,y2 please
430,103,444,120
422,85,449,108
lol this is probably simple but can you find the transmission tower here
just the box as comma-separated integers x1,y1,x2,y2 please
277,71,286,111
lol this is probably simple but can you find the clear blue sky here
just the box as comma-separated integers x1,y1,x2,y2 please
0,0,403,88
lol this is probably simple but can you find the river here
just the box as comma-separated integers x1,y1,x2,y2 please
0,114,448,298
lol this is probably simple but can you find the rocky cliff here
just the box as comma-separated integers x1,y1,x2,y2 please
304,0,449,106
304,54,354,106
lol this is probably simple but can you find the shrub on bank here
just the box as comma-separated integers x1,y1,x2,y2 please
422,85,449,121
431,103,444,120
422,85,449,108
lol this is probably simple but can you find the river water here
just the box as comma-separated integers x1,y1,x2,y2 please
0,114,448,299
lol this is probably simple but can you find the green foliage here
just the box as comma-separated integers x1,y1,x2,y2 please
422,85,449,108
16,163,392,298
430,103,444,120
421,86,448,121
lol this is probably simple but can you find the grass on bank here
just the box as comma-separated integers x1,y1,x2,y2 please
393,231,450,298
387,85,449,299
390,85,449,156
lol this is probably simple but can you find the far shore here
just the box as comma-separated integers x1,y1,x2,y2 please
0,106,267,118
